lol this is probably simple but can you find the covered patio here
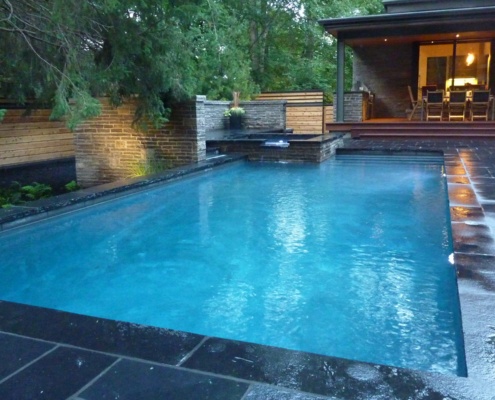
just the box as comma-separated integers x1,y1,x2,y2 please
319,0,495,132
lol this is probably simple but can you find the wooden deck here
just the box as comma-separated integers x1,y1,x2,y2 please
326,118,495,138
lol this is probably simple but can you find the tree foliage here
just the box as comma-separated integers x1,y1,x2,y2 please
0,0,383,126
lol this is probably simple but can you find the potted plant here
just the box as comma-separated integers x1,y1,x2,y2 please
224,106,245,129
224,91,245,130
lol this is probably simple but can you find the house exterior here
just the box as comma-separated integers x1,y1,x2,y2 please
319,0,495,121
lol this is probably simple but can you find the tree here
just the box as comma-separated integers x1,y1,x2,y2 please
219,0,383,100
0,0,210,127
176,0,257,100
0,0,383,125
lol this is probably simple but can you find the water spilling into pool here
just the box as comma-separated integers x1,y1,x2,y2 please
0,156,466,375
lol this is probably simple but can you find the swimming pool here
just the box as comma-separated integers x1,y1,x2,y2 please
0,156,466,376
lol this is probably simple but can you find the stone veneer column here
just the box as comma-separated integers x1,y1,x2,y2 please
333,92,368,122
74,96,206,188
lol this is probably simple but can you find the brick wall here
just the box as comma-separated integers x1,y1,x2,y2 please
353,43,414,118
74,96,206,188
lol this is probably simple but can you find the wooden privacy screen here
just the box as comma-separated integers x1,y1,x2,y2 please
0,109,74,167
255,91,333,134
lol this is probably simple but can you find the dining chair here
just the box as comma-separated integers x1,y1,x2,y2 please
407,85,422,120
421,85,437,98
426,90,444,121
448,91,467,121
470,90,491,121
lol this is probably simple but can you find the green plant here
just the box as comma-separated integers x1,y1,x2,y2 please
129,158,171,178
65,180,80,192
0,182,23,208
21,182,52,201
0,109,6,122
224,107,245,117
0,180,82,208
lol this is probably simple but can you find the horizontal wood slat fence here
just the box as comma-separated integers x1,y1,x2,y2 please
255,91,333,134
0,109,74,167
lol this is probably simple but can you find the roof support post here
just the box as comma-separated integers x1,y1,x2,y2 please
336,37,345,122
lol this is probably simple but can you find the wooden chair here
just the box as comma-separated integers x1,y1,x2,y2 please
448,91,467,121
407,85,422,120
426,90,444,121
470,90,491,121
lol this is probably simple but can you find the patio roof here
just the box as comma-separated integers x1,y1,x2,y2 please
319,6,495,45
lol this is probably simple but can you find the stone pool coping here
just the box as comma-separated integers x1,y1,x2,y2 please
1,138,495,399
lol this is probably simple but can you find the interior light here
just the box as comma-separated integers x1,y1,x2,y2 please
466,53,475,66
456,34,460,38
384,38,388,42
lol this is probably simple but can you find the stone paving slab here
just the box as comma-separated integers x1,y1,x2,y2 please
0,334,55,380
78,359,249,400
0,346,116,400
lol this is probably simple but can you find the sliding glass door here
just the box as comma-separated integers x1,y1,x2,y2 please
418,41,491,96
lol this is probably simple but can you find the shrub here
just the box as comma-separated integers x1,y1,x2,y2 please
21,182,53,201
65,180,80,192
129,158,171,177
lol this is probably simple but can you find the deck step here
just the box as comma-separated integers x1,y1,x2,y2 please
327,121,495,138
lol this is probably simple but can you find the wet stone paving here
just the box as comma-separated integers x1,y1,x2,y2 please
0,137,495,399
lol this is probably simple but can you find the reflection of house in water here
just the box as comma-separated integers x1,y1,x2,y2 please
319,0,495,121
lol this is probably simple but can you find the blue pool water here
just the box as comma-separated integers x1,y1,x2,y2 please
0,157,466,376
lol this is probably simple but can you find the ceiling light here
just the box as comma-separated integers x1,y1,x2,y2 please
466,53,475,66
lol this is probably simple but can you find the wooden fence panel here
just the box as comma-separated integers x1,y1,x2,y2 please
0,110,74,167
256,91,324,103
1,109,53,124
324,105,334,127
255,91,333,134
287,105,324,133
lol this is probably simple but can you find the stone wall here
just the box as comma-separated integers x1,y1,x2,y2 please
209,136,343,163
333,92,371,122
204,99,286,131
74,96,206,188
352,43,414,118
241,100,286,130
204,100,229,131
